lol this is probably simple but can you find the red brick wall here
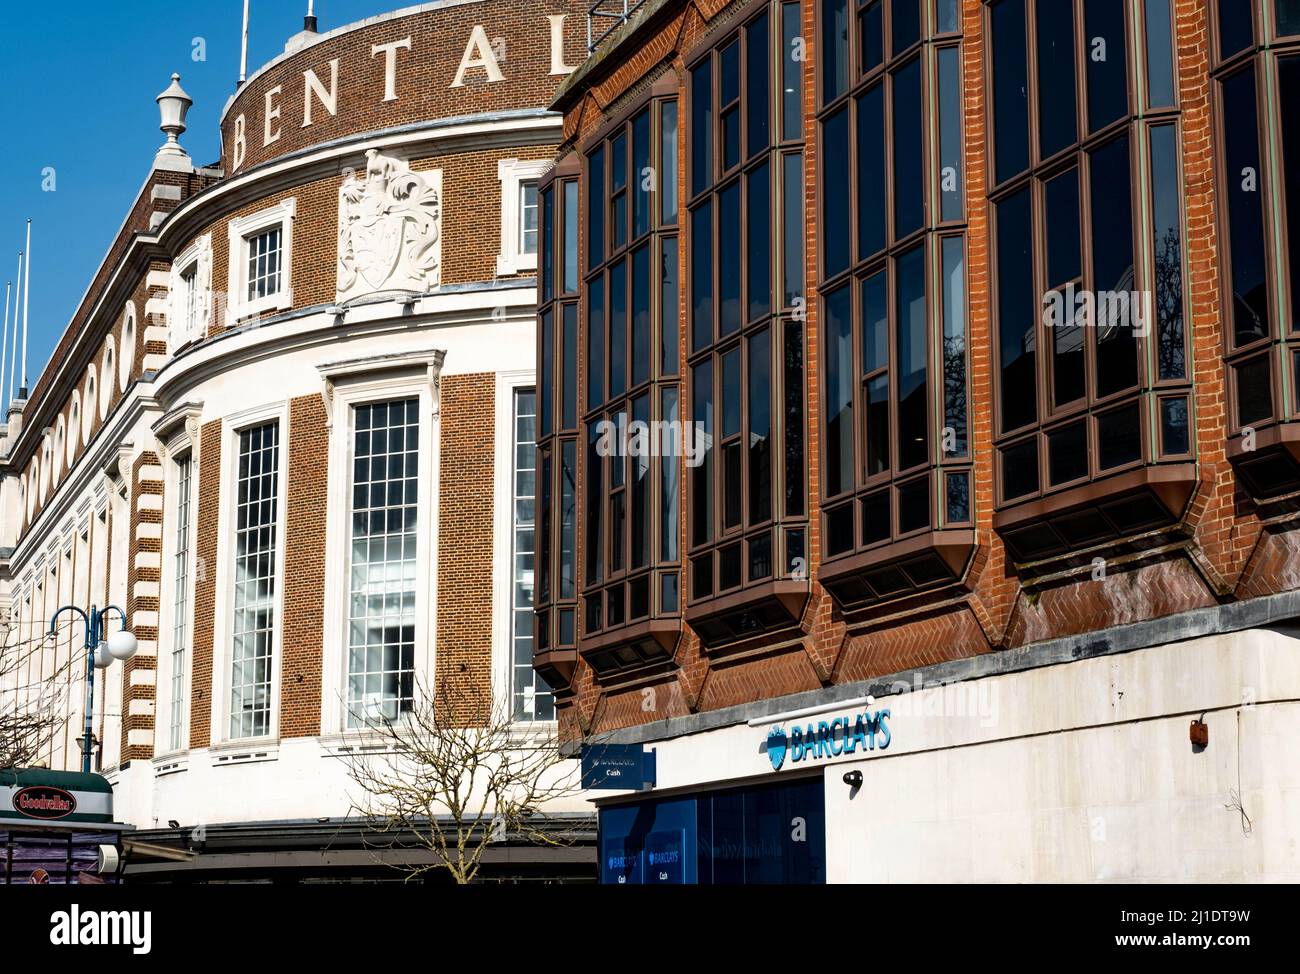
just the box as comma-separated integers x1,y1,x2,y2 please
435,373,497,724
280,395,329,739
188,419,223,750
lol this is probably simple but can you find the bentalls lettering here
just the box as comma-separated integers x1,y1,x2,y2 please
229,15,579,170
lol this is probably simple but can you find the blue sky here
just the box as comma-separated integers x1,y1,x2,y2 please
0,0,407,400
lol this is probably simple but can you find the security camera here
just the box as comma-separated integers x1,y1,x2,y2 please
843,770,863,789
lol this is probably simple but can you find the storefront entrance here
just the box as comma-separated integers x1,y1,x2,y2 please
599,775,825,884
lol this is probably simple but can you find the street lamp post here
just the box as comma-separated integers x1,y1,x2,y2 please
48,605,137,773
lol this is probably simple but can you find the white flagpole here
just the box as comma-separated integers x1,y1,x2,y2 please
21,219,31,395
12,251,23,401
239,0,250,84
1,280,10,412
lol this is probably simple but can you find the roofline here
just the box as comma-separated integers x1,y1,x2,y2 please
551,0,678,113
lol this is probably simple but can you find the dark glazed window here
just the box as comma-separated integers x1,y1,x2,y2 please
785,321,806,517
1216,0,1254,60
826,284,855,496
563,182,579,293
997,188,1036,433
937,0,959,34
631,245,651,388
937,46,964,222
589,146,606,266
782,2,804,140
719,183,743,333
783,153,805,305
749,327,773,522
941,237,968,457
1236,357,1272,426
748,12,771,158
662,237,680,376
1090,135,1138,399
823,107,852,277
1049,422,1088,485
692,202,714,349
1150,124,1185,381
991,0,1030,184
748,163,773,320
693,365,714,544
1282,0,1300,36
1002,438,1039,501
824,0,851,102
856,85,887,258
1097,404,1141,470
1161,397,1190,455
1144,0,1175,108
1280,58,1300,329
541,187,554,303
1036,0,1077,159
562,305,578,430
861,0,884,72
692,61,713,195
1220,67,1269,347
1084,0,1129,133
662,101,679,225
895,244,928,470
633,109,652,239
891,0,920,55
588,277,605,409
892,56,924,239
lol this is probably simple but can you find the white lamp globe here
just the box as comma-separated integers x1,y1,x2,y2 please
106,629,138,661
93,643,113,669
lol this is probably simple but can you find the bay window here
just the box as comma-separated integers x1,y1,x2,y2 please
686,1,811,646
985,0,1196,563
1214,2,1300,499
816,0,973,609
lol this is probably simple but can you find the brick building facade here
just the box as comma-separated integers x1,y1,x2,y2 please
0,0,593,882
536,0,1300,882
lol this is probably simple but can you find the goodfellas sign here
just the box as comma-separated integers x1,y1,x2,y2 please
764,706,892,772
0,770,115,826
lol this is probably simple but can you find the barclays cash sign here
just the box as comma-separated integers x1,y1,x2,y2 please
764,707,892,771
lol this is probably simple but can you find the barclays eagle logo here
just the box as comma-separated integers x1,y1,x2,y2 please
766,726,789,771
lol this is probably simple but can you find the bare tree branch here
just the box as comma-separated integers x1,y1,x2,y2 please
338,677,583,884
0,613,79,769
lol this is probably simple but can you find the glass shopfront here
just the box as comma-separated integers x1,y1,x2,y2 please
599,775,825,884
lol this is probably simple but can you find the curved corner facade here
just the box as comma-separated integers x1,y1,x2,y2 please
0,0,591,882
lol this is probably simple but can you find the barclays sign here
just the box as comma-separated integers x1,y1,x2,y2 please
765,707,892,771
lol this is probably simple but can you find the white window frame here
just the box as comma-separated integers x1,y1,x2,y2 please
210,401,289,746
155,411,201,759
491,369,556,726
225,198,296,325
318,353,443,737
496,159,551,277
169,233,212,352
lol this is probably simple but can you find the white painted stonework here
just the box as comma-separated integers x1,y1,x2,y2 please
168,233,213,351
597,628,1300,883
337,150,442,301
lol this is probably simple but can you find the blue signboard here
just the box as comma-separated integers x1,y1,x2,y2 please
645,830,686,884
604,840,644,884
580,743,657,790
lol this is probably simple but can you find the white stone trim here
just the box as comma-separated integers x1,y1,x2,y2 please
225,199,296,326
211,400,290,745
496,157,551,277
169,233,213,353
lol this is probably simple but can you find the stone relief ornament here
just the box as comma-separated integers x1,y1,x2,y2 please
337,149,443,302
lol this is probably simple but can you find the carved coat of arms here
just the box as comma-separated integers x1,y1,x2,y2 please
337,149,442,302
